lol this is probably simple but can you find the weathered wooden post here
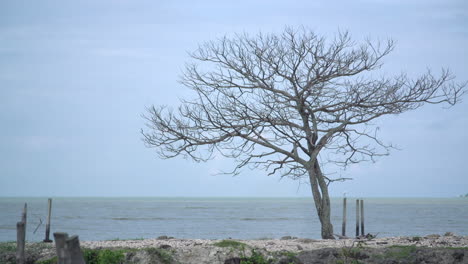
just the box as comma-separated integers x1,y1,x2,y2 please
65,235,85,264
342,197,347,236
360,199,365,236
355,199,360,237
44,198,53,242
54,232,69,264
16,221,26,264
22,203,27,224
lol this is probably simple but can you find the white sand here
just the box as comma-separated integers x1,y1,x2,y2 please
80,234,468,252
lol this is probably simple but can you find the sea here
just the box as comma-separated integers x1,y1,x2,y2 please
0,197,467,242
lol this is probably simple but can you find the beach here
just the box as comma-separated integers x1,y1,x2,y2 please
2,233,467,263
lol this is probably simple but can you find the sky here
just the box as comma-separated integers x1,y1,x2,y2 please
0,0,467,197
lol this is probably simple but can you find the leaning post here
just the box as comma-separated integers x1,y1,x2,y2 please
44,198,53,242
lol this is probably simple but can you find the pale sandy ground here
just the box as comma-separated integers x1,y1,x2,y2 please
80,234,468,252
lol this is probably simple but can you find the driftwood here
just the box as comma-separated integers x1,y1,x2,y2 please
334,234,350,239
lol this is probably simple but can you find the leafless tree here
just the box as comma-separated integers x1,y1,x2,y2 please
142,27,465,239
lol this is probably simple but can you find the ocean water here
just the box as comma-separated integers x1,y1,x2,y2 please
0,197,467,242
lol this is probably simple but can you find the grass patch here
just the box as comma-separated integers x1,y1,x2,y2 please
337,247,365,264
443,246,468,250
0,242,16,253
37,256,58,264
336,260,363,264
213,239,247,249
240,250,271,264
384,245,417,260
145,247,174,264
279,251,298,258
82,248,125,264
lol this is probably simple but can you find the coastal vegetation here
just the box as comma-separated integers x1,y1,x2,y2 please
214,239,248,249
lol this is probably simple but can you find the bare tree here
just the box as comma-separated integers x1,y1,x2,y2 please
142,28,465,239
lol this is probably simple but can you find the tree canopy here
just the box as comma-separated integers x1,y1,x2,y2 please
142,28,465,238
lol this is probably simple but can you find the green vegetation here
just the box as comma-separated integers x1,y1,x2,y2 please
336,241,368,264
240,250,271,264
442,246,468,250
336,260,363,264
37,256,58,264
82,248,125,264
337,247,365,264
145,247,174,264
387,245,417,258
0,242,16,253
239,250,300,264
213,239,248,250
279,251,298,258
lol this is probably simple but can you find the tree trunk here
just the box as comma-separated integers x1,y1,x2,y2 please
308,161,334,239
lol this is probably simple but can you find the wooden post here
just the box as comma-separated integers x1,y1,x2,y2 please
355,199,360,237
21,203,27,224
16,221,25,264
44,198,53,242
341,197,347,236
54,232,69,264
360,199,365,236
65,235,85,264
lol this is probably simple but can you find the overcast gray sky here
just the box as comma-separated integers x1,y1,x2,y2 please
1,0,467,197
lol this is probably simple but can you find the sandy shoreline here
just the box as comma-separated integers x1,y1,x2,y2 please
80,234,468,252
2,234,467,264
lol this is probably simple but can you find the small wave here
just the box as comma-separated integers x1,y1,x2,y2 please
240,217,291,221
0,225,15,230
185,206,212,209
111,217,176,221
61,216,83,219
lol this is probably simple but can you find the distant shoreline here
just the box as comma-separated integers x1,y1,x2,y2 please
1,196,467,199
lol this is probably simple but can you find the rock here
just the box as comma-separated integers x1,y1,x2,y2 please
126,250,160,264
281,236,293,240
444,232,455,237
296,238,315,243
224,257,241,264
426,234,441,239
157,235,169,240
274,255,303,264
297,248,340,263
159,244,171,249
452,250,464,262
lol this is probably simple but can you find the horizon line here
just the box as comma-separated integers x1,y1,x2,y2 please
0,195,465,199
